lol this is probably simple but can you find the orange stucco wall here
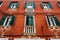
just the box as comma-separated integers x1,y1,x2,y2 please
0,1,60,40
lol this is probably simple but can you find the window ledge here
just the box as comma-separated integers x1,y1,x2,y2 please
23,33,36,35
48,26,60,30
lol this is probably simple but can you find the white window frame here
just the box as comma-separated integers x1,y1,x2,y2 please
24,15,36,35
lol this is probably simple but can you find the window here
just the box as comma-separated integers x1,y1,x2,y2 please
46,15,60,26
9,2,18,9
41,2,52,10
26,16,34,26
24,2,35,8
57,2,60,7
24,16,36,35
0,2,3,7
0,15,15,27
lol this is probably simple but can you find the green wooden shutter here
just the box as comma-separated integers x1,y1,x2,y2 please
0,15,7,25
0,2,2,5
33,2,35,8
9,2,12,8
9,16,15,26
46,16,51,26
41,3,44,9
54,16,60,26
24,2,27,8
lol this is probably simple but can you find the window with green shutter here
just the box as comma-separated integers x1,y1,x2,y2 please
26,16,34,26
46,15,60,26
0,15,7,26
0,15,15,27
24,2,35,8
46,15,50,26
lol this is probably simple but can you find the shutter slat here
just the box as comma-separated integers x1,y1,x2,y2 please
47,16,51,26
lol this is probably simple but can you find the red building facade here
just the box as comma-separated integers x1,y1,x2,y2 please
0,0,60,40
